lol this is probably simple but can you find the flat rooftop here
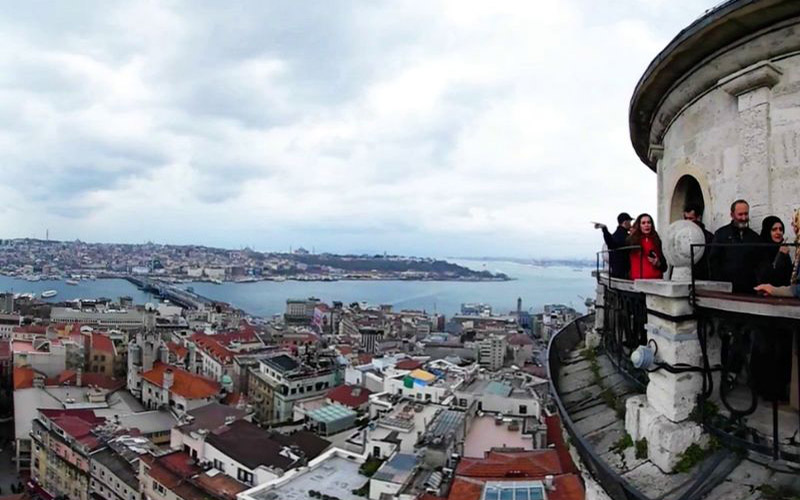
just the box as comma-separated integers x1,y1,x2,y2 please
464,416,535,458
248,455,364,500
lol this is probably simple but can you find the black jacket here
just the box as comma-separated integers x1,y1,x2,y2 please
692,223,714,281
603,225,630,279
755,248,793,286
710,222,760,293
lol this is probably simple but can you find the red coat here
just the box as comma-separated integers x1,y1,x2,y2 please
630,236,664,279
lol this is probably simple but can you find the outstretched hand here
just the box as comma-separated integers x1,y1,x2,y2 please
754,284,776,296
592,222,606,230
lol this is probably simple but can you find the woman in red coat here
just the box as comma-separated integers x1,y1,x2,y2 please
627,213,667,279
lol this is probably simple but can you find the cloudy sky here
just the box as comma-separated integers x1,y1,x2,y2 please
0,1,710,258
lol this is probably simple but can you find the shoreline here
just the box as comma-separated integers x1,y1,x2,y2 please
0,273,514,284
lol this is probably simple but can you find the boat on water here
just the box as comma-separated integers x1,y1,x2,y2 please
65,279,79,285
41,290,58,298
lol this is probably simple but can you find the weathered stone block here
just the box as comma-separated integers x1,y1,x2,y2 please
646,294,693,318
646,324,701,366
647,370,703,422
634,280,690,298
647,314,697,336
646,416,707,473
585,329,602,350
624,394,648,441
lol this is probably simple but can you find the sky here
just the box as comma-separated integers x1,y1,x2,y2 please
0,1,712,259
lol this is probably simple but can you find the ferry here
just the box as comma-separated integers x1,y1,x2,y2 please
41,290,58,298
65,279,79,285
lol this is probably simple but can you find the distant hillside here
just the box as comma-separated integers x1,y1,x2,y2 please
292,254,510,280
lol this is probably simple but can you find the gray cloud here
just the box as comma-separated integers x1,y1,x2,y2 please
0,0,707,258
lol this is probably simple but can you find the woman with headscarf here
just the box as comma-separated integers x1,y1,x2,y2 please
752,211,798,402
755,215,793,286
756,208,800,296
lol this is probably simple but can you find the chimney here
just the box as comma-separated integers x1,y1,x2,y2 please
544,475,554,490
76,367,82,387
352,387,362,397
163,368,174,390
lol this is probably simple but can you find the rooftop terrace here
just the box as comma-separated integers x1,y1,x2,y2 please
242,452,365,500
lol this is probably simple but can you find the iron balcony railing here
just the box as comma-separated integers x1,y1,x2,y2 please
595,247,651,389
688,241,800,464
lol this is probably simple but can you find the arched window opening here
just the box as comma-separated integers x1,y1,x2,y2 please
670,175,705,223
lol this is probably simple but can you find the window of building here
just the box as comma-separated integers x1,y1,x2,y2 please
153,480,166,495
519,405,527,414
237,468,254,485
213,459,224,471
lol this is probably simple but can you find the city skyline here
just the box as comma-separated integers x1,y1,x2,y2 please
0,1,706,258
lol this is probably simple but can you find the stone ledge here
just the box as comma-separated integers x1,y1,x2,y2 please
635,279,732,298
696,295,800,320
719,60,782,97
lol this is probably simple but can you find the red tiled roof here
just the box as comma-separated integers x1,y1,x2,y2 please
58,370,77,384
395,359,423,370
12,325,47,334
39,409,105,449
221,392,246,406
456,450,563,478
91,333,115,353
545,414,579,475
522,365,548,379
357,353,373,365
336,345,353,355
141,362,220,400
13,366,35,389
166,341,189,360
508,333,534,346
0,339,11,359
326,384,372,408
142,451,246,500
447,477,485,500
191,333,234,364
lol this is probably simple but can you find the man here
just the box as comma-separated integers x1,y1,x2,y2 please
709,199,760,293
683,203,714,280
595,212,633,279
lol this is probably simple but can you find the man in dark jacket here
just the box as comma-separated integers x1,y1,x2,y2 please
683,203,714,280
595,212,633,279
710,199,760,293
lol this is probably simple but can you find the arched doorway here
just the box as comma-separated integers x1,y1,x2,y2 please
669,175,705,223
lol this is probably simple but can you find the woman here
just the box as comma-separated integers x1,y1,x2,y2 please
755,216,793,286
627,213,667,280
755,208,800,297
752,210,798,402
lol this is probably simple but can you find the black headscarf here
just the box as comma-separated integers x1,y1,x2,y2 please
760,216,785,260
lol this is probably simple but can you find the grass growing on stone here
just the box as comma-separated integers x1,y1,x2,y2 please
610,433,633,455
688,400,719,423
635,438,648,460
673,437,719,473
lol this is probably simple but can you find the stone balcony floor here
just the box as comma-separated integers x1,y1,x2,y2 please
555,341,800,500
